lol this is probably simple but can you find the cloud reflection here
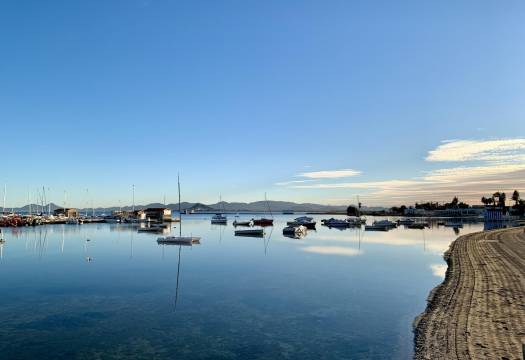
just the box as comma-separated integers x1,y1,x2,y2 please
430,263,447,278
302,246,363,257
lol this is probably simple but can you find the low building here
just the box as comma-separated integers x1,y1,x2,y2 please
484,207,507,222
144,208,172,222
53,208,79,218
434,208,484,217
404,207,427,216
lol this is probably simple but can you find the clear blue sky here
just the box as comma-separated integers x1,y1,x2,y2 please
1,0,524,207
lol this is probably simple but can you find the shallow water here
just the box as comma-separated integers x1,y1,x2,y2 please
0,215,483,359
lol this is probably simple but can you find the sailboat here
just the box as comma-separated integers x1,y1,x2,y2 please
211,195,227,224
251,193,274,226
157,175,201,245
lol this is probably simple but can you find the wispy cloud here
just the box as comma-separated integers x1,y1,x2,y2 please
290,179,418,190
423,163,525,183
274,180,315,186
276,138,525,205
298,169,362,179
426,138,525,162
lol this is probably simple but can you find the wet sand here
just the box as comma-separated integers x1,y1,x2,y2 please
414,227,525,360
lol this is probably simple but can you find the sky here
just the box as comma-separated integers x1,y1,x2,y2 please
1,0,524,207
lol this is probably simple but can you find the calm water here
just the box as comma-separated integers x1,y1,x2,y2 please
0,215,483,359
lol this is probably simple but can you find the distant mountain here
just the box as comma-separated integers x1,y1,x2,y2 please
10,201,351,214
206,200,348,213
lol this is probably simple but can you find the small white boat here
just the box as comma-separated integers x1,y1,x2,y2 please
233,219,253,227
211,214,227,224
235,229,264,237
157,236,201,245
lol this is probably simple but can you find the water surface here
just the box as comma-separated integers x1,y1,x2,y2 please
0,215,482,359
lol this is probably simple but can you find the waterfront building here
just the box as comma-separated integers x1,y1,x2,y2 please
144,208,172,222
53,208,79,218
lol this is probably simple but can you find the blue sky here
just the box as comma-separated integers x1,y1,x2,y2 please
1,0,524,207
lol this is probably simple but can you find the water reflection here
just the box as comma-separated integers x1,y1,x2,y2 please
430,263,447,278
0,216,486,360
302,246,363,257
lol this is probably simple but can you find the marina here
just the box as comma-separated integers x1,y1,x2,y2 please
0,214,495,359
2,1,524,358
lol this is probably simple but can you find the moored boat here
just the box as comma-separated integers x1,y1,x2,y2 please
287,216,316,229
365,220,397,231
407,223,427,229
364,224,389,231
397,218,415,225
66,218,80,225
346,216,366,226
157,236,200,245
322,218,349,228
283,225,307,236
157,174,201,245
233,219,253,227
211,214,228,224
252,218,273,226
235,229,265,237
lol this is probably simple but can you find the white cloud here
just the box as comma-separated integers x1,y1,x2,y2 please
298,169,362,179
290,179,420,190
276,138,525,205
426,138,525,162
423,163,525,183
302,246,362,257
274,180,315,186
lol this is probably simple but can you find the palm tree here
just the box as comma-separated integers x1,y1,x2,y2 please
512,190,520,206
499,192,506,207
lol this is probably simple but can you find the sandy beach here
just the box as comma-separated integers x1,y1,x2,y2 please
414,227,525,359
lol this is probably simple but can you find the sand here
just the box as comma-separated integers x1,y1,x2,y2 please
414,227,525,360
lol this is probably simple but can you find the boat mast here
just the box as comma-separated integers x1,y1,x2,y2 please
48,188,51,216
132,184,135,213
42,186,46,216
265,192,273,219
2,184,6,215
85,189,89,217
178,174,181,237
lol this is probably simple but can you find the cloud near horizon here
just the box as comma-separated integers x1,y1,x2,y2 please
297,169,362,179
276,138,525,205
426,139,525,162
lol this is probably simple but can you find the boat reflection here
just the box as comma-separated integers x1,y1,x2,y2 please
158,240,200,309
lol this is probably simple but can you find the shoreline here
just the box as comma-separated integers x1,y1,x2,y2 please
413,227,525,359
